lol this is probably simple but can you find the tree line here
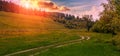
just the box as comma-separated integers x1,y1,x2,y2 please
0,0,46,16
53,13,94,31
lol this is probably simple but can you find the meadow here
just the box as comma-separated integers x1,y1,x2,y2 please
0,12,120,56
0,11,81,55
38,33,120,56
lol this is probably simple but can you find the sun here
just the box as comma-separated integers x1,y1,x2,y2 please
20,0,40,10
24,2,30,8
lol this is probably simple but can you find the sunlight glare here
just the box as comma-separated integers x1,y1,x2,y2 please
20,0,40,10
24,2,30,8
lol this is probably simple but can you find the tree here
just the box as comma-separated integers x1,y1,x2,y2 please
82,15,94,31
92,0,120,35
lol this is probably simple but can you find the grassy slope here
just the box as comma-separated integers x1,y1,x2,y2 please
0,11,65,29
0,11,67,36
0,11,120,56
0,11,75,55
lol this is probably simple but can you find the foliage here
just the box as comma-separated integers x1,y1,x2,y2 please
54,14,94,31
112,33,120,51
92,0,120,51
92,0,120,34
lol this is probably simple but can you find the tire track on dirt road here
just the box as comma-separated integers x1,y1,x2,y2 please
5,36,90,56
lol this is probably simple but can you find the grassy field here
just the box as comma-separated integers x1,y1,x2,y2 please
14,32,120,56
38,33,120,56
0,11,120,56
0,11,82,55
38,40,120,56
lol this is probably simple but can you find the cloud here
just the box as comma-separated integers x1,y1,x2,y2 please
79,6,104,20
70,5,91,11
38,1,70,11
63,0,107,20
65,5,104,20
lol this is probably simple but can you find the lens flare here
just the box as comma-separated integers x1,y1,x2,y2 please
20,0,40,10
24,2,30,8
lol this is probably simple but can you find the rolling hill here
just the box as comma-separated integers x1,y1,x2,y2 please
0,12,120,56
0,11,65,35
0,11,81,55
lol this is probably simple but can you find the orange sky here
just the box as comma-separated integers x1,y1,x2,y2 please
19,0,70,12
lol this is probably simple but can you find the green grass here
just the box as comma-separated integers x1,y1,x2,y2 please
0,11,120,56
0,11,65,30
0,11,81,55
12,32,120,56
37,33,120,56
38,42,120,56
0,30,83,55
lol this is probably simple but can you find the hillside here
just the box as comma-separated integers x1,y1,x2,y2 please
0,12,120,56
0,11,82,55
0,11,65,35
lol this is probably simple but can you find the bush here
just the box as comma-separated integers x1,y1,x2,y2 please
112,35,120,51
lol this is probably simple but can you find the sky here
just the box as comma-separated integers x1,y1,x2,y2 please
4,0,108,20
52,0,107,20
